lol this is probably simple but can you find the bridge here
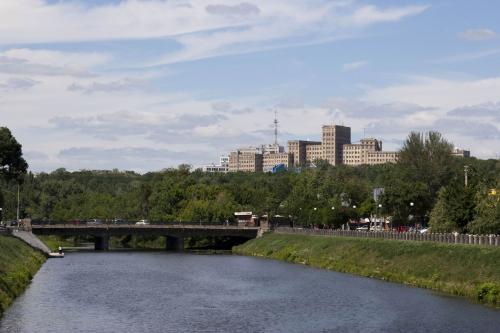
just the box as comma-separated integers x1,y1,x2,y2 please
31,224,262,250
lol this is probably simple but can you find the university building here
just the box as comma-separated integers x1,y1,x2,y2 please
342,138,399,166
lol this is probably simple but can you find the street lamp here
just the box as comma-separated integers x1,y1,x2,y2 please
375,204,382,230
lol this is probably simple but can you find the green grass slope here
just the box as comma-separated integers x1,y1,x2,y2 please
0,235,46,316
233,233,500,307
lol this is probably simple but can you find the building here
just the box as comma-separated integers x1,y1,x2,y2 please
201,155,229,173
305,142,323,163
228,149,263,172
342,138,399,166
263,152,294,172
287,140,321,166
452,148,471,158
201,164,228,173
321,125,351,166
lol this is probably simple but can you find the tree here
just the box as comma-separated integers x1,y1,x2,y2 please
0,127,28,181
428,176,476,232
384,131,455,225
468,186,500,234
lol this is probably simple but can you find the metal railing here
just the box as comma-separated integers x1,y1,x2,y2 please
274,227,500,246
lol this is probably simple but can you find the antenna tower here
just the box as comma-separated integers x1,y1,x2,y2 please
274,109,278,145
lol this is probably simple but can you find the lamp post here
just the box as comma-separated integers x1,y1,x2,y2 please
331,206,335,229
409,202,415,230
377,204,382,230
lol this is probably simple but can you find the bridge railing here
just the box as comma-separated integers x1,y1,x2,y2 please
274,227,500,247
30,220,237,227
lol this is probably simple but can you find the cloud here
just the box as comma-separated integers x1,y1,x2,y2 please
447,102,500,120
211,101,254,114
433,118,500,140
342,60,367,71
0,77,39,91
321,98,432,118
364,75,500,110
458,28,497,41
57,147,209,172
48,111,228,141
346,4,429,26
67,78,151,94
0,49,110,77
431,49,500,64
206,3,261,16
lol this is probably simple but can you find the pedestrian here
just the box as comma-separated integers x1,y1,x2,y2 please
58,246,63,255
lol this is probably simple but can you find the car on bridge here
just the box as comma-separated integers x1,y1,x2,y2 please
86,219,103,225
135,219,150,225
112,218,128,225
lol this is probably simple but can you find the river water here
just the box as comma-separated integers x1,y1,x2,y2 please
1,251,498,333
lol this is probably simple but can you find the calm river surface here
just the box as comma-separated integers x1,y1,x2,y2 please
1,251,499,333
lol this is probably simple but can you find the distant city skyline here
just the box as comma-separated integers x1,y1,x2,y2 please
0,0,499,172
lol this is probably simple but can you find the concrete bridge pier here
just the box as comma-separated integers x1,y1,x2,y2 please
95,235,110,250
166,235,184,251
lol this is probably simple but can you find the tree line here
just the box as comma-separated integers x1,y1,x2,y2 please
1,127,499,233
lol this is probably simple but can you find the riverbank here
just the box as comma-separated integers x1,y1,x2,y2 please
233,233,500,307
0,235,46,316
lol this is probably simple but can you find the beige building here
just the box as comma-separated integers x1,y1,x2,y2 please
321,125,351,166
263,152,294,171
305,142,323,163
343,138,398,166
228,149,263,172
452,148,471,158
287,140,321,166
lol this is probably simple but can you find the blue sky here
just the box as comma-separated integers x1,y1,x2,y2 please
0,0,499,172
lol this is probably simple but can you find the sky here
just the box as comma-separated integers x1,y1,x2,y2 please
0,0,499,173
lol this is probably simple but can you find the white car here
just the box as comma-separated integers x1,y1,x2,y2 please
135,219,150,225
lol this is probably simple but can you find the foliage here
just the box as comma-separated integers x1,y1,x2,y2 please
0,235,46,316
0,127,28,182
0,128,497,233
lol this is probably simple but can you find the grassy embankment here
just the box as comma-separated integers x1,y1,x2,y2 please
233,233,500,307
0,235,46,316
37,235,76,251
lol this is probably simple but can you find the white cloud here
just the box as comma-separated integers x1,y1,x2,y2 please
342,60,367,71
346,4,429,26
0,1,429,65
364,76,500,110
458,28,497,41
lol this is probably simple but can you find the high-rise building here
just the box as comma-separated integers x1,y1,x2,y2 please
342,138,398,166
287,140,322,166
228,148,264,172
263,152,294,171
321,125,351,166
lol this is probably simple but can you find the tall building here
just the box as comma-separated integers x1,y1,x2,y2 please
321,125,351,166
228,148,264,172
287,140,322,166
263,152,294,171
342,138,398,166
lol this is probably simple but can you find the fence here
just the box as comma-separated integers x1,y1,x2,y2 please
274,227,500,247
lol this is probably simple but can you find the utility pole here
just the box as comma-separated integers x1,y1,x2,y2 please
464,165,469,187
16,183,20,221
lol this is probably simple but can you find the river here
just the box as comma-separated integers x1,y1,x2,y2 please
1,251,498,333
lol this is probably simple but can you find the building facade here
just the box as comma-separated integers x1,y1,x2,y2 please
321,125,351,166
287,140,321,166
342,138,398,166
228,149,263,172
452,148,471,158
263,152,294,171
